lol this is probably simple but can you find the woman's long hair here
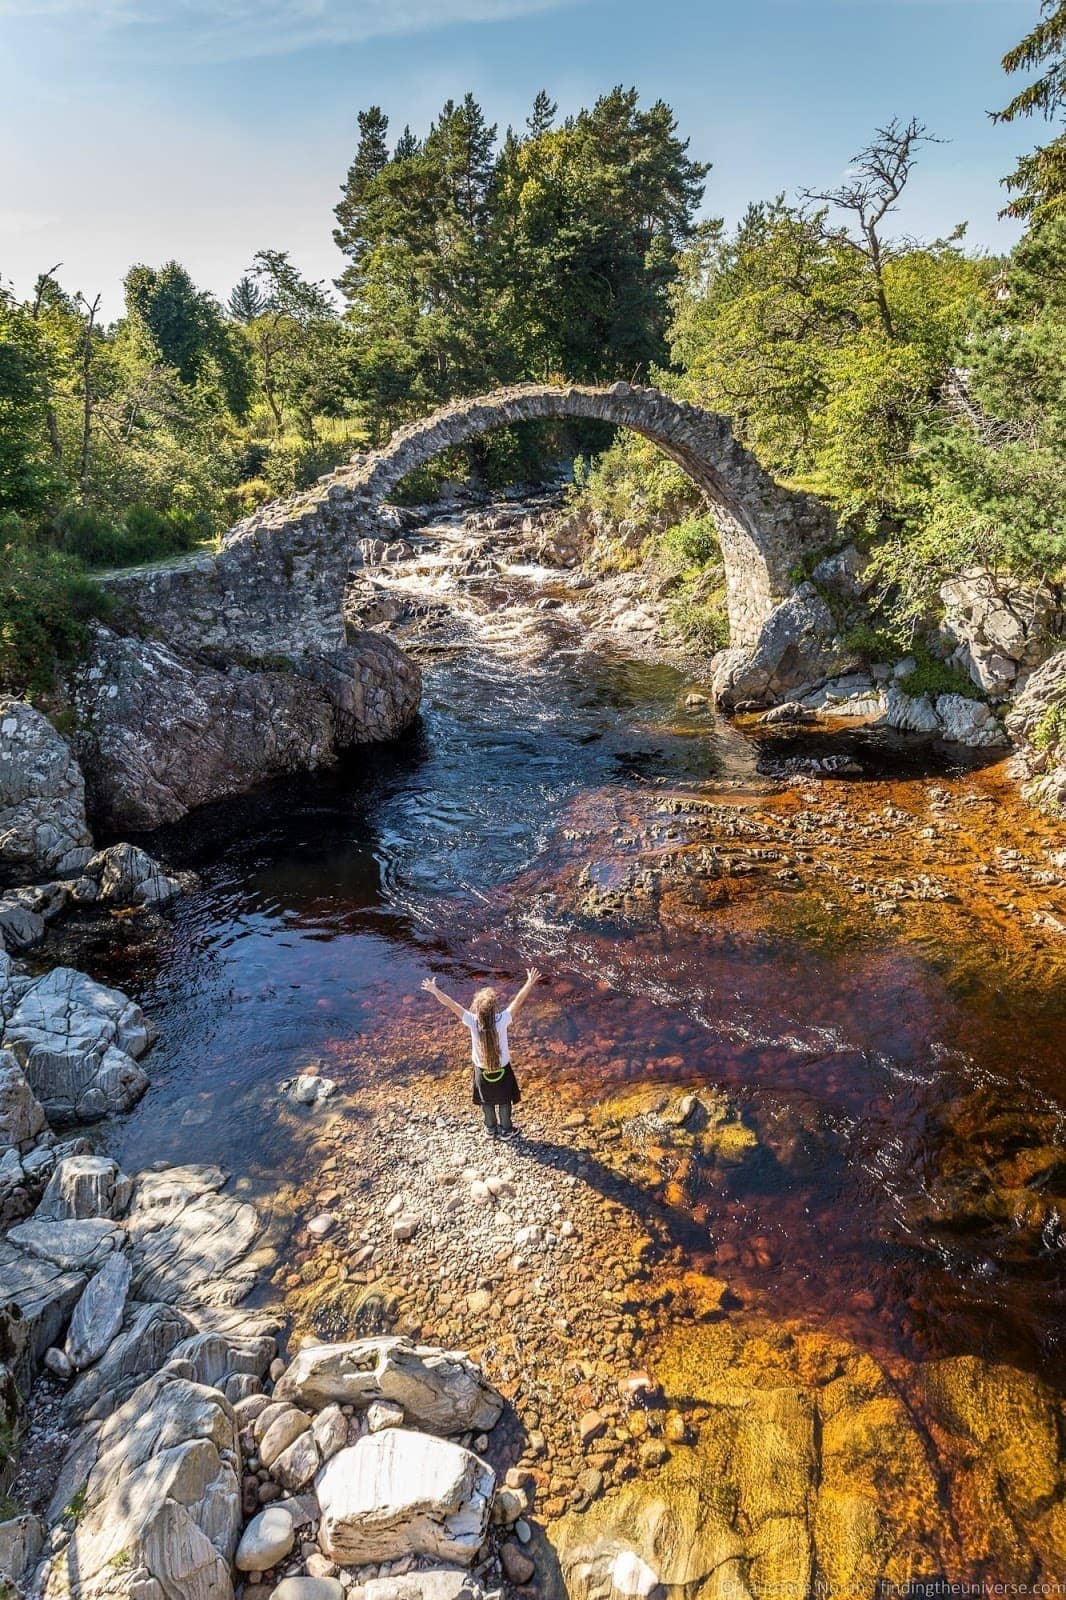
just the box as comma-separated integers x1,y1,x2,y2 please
471,986,502,1075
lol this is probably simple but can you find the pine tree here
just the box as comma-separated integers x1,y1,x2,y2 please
526,90,557,138
334,106,392,291
994,1,1066,221
393,125,420,160
227,274,267,324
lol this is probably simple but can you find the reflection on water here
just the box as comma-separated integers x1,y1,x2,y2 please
79,556,1065,1391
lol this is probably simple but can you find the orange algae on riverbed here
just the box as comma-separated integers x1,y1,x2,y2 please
272,740,1064,1590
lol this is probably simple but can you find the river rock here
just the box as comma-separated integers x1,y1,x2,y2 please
236,1503,296,1572
315,1429,495,1565
170,1329,276,1390
710,587,861,709
64,1299,195,1421
80,840,182,907
0,699,93,885
0,1237,85,1385
7,1216,120,1271
933,692,1007,747
0,895,46,952
939,568,1062,698
35,1153,133,1220
275,1337,503,1435
0,1049,46,1150
312,1403,348,1461
73,625,421,831
0,1512,44,1585
1,965,149,1123
64,1250,132,1370
273,1426,322,1491
259,1406,312,1467
361,1573,486,1600
127,1184,261,1307
1006,647,1066,817
270,1581,345,1600
38,1371,241,1600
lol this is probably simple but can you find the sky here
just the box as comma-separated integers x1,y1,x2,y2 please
0,0,1045,319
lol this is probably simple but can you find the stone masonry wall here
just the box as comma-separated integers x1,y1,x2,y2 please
103,384,838,658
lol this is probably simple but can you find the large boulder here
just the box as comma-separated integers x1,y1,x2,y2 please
315,1429,495,1565
126,1186,262,1309
0,1048,46,1151
0,1237,85,1386
1,966,149,1123
939,569,1062,698
65,1251,132,1371
1006,647,1066,817
39,1372,241,1600
72,626,421,831
0,1512,44,1588
77,842,182,908
275,1337,503,1435
711,587,861,709
64,1300,194,1421
0,700,92,886
35,1154,133,1221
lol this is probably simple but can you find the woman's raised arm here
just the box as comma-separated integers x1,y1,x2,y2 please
507,966,542,1017
421,976,468,1019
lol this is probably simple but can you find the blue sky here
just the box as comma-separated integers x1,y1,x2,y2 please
0,0,1042,318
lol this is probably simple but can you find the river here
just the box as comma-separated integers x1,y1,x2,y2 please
62,500,1066,1576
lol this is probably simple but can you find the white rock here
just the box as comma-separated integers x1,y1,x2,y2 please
236,1502,296,1571
39,1371,240,1599
287,1072,337,1104
313,1403,349,1461
0,1049,46,1151
315,1429,495,1565
65,1250,132,1370
0,699,92,885
934,693,1008,748
391,1212,420,1241
35,1153,132,1220
367,1400,406,1433
0,1512,44,1583
361,1572,487,1600
84,841,182,907
2,966,149,1123
275,1338,503,1435
7,1216,120,1272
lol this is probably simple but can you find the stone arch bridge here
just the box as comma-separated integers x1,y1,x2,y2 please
108,383,837,662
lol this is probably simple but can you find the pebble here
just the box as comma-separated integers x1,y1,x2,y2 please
235,1504,295,1573
500,1542,536,1585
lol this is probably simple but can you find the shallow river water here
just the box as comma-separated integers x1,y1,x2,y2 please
75,511,1066,1417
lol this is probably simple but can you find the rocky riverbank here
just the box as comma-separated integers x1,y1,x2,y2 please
0,489,1063,1597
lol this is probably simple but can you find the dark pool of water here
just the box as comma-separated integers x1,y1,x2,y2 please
78,602,1065,1387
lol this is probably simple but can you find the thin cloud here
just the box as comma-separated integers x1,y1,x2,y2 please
0,0,586,61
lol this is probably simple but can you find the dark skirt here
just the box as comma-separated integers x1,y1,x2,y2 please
472,1062,521,1106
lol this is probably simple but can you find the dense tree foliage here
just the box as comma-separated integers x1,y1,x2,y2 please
334,87,707,433
583,96,1065,645
1,33,1063,694
994,0,1066,222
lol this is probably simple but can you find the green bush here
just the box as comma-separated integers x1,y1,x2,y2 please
669,590,729,652
0,524,108,693
50,503,205,568
895,646,979,700
659,514,722,574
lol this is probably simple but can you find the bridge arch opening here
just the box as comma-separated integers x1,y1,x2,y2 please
346,384,833,650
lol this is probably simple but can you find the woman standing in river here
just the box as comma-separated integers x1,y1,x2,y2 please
421,968,541,1139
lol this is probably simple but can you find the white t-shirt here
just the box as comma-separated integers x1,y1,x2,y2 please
461,1008,512,1070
